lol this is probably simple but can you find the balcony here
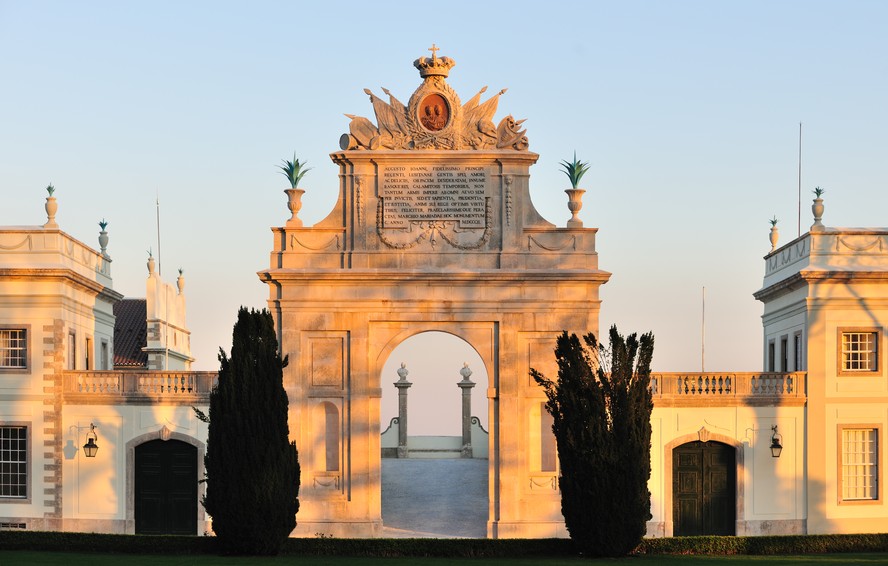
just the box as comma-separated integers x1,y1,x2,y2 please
650,372,806,407
62,370,217,405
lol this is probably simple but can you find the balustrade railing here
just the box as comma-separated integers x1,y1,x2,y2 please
649,372,805,405
62,371,216,403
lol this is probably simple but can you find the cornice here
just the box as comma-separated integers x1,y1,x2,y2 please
754,269,888,302
258,268,611,284
0,268,123,302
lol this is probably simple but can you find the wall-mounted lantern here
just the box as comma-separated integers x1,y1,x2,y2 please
83,423,99,458
770,425,783,458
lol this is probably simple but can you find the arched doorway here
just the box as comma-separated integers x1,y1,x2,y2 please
134,439,198,534
379,331,489,537
673,441,736,536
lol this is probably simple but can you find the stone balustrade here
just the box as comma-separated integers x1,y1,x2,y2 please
62,370,216,404
650,372,806,407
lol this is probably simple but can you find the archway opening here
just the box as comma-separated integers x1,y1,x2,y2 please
379,331,489,537
672,440,736,536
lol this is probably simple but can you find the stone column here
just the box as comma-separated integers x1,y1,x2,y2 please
458,363,476,458
394,363,412,458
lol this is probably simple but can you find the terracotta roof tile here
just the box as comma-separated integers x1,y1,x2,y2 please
113,298,147,368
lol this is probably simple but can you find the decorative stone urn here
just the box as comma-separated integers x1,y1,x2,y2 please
565,188,585,228
147,254,156,275
769,223,779,252
44,196,58,228
285,188,305,227
98,230,109,256
811,197,825,231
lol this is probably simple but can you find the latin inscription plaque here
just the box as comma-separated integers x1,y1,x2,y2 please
380,165,488,229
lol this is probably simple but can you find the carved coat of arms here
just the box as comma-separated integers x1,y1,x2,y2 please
340,45,528,152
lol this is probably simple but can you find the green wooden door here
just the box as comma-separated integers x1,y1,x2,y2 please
673,441,735,536
135,439,198,534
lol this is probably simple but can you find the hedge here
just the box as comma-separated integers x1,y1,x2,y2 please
634,533,888,555
2,530,887,557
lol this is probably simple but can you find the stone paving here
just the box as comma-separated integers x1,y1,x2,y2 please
381,458,488,538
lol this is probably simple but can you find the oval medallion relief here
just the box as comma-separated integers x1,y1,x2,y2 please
418,93,449,132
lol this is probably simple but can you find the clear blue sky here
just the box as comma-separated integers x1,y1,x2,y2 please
2,2,887,432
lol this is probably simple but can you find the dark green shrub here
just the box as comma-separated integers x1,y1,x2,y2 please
532,327,655,557
201,307,300,555
633,533,888,555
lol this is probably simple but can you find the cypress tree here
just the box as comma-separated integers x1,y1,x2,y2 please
531,326,654,557
201,307,300,555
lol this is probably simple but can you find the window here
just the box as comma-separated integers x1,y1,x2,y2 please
85,337,93,370
840,427,879,502
767,340,775,372
0,329,27,370
839,329,880,374
0,425,28,499
780,336,788,372
68,332,76,370
793,332,803,371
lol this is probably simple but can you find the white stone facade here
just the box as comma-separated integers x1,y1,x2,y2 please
754,221,888,534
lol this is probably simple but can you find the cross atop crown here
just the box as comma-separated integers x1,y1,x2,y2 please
414,44,455,78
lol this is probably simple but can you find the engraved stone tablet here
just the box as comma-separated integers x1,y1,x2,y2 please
380,164,489,229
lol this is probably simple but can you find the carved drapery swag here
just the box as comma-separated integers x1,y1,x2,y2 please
376,197,493,250
340,49,529,151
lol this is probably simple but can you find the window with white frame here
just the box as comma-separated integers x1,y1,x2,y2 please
793,332,803,371
0,329,27,369
841,427,879,502
840,330,879,373
780,336,788,372
85,337,93,370
68,331,76,370
0,425,28,499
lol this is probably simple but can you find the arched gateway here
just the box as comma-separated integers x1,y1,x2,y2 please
259,49,610,538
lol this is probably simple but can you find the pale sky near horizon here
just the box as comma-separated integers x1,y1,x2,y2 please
2,2,886,434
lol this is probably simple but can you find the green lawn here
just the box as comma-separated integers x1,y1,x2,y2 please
2,552,887,566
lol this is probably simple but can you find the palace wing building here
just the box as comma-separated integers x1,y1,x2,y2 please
0,195,212,533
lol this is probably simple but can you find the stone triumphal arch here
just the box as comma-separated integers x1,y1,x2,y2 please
259,49,610,538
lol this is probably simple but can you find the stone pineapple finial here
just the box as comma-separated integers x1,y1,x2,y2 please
98,219,109,258
44,184,58,228
177,268,185,294
811,187,825,232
